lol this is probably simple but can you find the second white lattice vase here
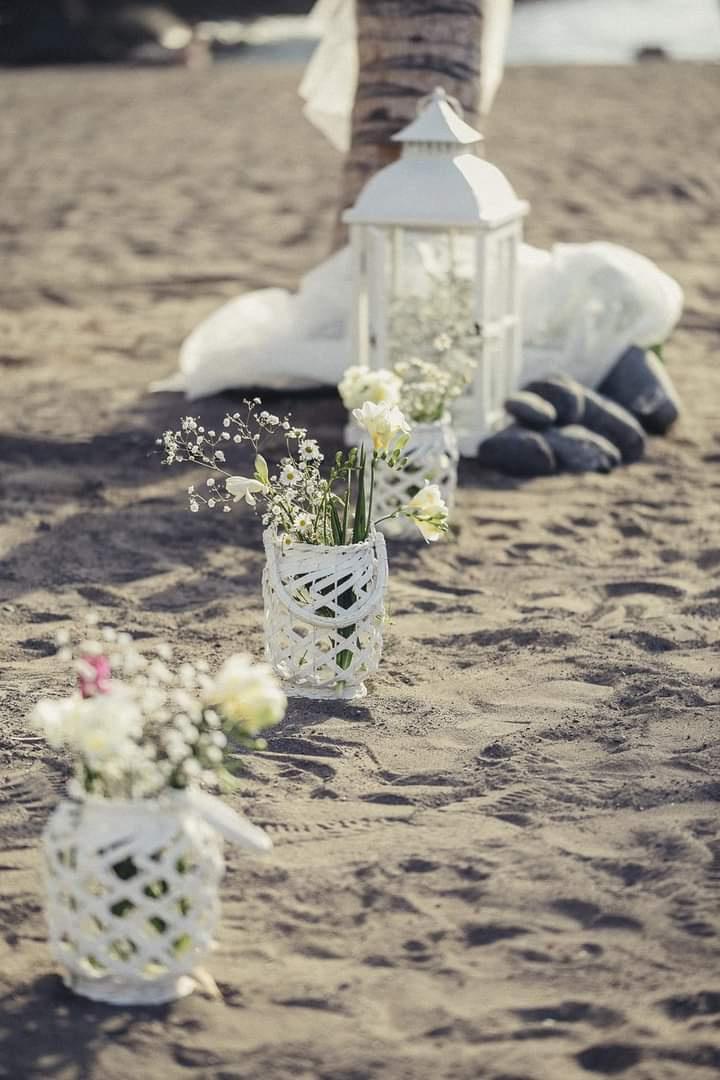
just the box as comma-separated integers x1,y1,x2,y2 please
262,529,388,700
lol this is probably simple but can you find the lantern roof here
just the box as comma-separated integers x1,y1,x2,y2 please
343,87,528,229
391,87,483,147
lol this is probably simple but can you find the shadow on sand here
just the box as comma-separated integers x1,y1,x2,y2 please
0,974,178,1080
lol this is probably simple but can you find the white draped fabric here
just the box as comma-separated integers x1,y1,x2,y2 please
157,242,682,400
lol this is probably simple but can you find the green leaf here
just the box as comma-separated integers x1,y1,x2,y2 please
352,449,367,543
342,471,351,544
330,501,344,546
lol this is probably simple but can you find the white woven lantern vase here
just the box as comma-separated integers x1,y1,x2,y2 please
262,528,388,701
345,417,458,540
42,790,267,1006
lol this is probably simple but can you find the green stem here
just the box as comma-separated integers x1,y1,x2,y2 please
342,469,351,546
351,447,366,544
366,453,376,539
373,509,403,526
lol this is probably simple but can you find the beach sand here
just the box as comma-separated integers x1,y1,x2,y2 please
0,60,718,1080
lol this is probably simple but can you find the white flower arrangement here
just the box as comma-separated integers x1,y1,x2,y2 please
160,397,449,544
340,355,475,425
32,622,287,801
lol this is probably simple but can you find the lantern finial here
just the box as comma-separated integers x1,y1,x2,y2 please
417,86,464,118
392,88,483,149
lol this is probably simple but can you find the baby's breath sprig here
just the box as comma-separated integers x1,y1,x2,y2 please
387,272,480,380
338,273,477,426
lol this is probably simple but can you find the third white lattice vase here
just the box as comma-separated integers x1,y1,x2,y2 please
346,416,458,540
262,528,388,700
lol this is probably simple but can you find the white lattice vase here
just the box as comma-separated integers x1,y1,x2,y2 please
262,528,388,701
346,416,459,540
43,793,228,1005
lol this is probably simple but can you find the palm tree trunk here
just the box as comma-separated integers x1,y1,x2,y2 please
335,0,483,244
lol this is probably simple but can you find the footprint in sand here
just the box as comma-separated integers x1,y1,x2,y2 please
604,580,686,599
659,989,720,1020
362,792,415,806
696,548,720,571
400,857,439,874
515,1000,623,1029
464,922,528,946
76,585,122,607
265,736,343,758
19,638,57,657
576,1042,643,1074
488,788,535,828
262,752,338,783
669,894,717,940
550,898,643,932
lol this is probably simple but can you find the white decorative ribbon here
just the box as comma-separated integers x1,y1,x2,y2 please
184,786,272,853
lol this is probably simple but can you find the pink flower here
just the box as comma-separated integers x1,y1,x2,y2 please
78,654,112,699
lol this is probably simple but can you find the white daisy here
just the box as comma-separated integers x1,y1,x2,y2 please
299,439,323,462
280,463,300,485
294,512,312,533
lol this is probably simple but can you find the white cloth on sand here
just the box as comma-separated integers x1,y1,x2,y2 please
157,241,682,401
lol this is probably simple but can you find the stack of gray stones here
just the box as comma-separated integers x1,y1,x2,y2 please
478,346,681,476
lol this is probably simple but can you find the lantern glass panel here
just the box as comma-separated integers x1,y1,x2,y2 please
383,227,480,372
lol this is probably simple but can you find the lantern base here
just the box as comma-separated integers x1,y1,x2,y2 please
456,432,484,458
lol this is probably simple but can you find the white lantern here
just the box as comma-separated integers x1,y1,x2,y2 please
343,88,529,456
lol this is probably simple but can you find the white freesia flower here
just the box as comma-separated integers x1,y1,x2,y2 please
31,696,82,749
339,365,402,410
403,483,449,543
208,653,287,736
352,401,410,452
226,475,266,505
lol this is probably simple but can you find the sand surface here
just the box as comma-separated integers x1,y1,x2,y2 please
0,61,719,1080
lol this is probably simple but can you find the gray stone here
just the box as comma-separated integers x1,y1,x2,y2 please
545,425,622,473
505,391,558,429
582,388,646,463
478,425,557,477
598,346,681,434
524,375,585,424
